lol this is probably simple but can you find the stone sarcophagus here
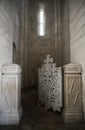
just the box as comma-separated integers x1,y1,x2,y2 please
0,64,22,124
63,63,84,123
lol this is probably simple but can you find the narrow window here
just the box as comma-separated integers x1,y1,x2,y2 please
37,4,46,36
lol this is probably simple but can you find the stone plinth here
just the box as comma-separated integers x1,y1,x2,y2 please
63,63,84,123
0,64,22,124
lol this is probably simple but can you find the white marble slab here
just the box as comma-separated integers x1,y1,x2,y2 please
0,64,22,124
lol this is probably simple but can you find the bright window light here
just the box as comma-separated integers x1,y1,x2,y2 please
37,4,46,36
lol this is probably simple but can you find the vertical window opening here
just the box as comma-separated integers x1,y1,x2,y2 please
37,4,46,36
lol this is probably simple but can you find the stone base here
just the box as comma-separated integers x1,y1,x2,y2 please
63,110,84,123
0,107,23,125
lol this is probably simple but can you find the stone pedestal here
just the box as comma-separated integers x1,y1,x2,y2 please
63,63,84,123
0,64,22,124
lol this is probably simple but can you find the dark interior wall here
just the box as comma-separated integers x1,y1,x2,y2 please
24,0,56,87
19,0,70,87
61,0,70,65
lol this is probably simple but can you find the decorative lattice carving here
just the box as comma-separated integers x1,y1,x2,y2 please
38,54,62,111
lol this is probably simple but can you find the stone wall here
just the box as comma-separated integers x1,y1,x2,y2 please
0,0,13,81
61,0,70,64
11,0,20,64
0,0,19,107
19,0,70,87
69,0,85,118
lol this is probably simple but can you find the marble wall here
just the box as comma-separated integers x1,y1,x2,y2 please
0,0,13,104
68,0,85,118
0,0,20,108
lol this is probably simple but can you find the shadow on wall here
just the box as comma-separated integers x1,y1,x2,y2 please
13,42,17,63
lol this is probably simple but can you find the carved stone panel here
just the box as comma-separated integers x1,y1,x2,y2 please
2,76,17,111
0,64,22,125
65,75,82,112
63,63,84,123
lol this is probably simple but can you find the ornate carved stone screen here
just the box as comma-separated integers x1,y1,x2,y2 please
63,63,84,123
0,64,22,124
38,54,62,112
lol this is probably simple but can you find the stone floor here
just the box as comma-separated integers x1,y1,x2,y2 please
0,87,85,130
